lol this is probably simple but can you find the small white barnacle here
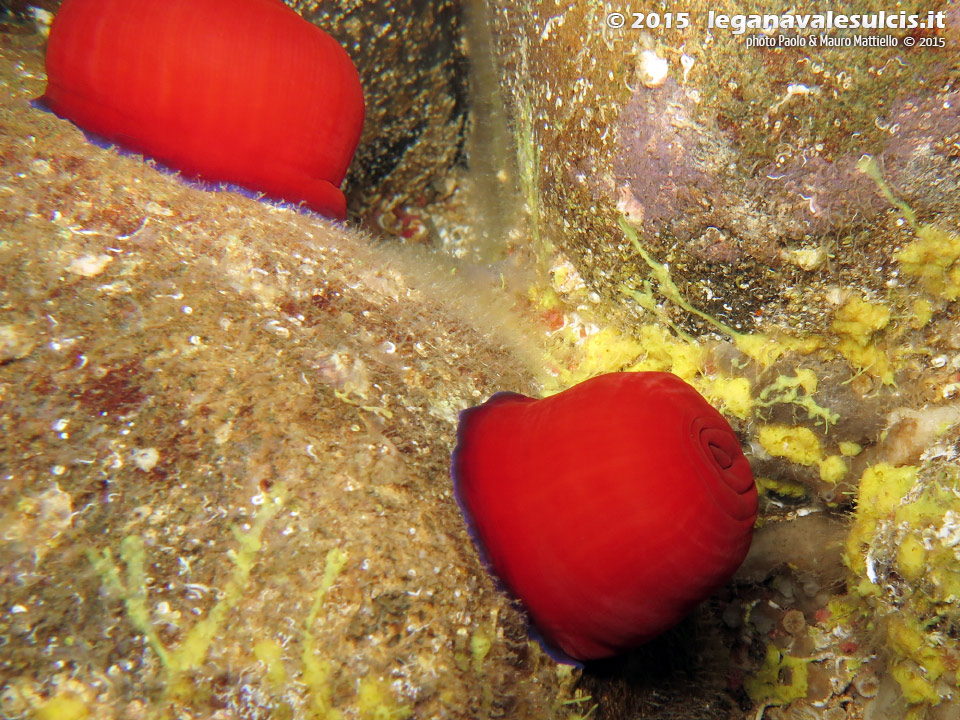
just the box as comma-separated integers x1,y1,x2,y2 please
637,50,669,88
66,254,113,277
132,447,159,472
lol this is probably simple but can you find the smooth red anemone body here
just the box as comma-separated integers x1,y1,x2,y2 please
451,371,758,663
41,0,364,220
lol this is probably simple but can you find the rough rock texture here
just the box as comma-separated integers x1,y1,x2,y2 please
8,3,960,720
0,35,578,719
478,2,960,719
291,0,470,227
486,0,960,335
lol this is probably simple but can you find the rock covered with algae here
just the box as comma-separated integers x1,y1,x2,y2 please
473,1,960,718
7,4,960,720
0,35,588,720
486,0,960,335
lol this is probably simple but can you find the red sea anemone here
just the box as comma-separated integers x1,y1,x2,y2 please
41,0,364,220
452,371,757,662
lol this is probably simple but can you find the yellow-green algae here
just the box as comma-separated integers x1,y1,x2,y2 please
831,296,895,385
32,694,90,720
743,644,809,706
705,376,754,420
253,638,289,690
83,489,412,720
87,485,288,703
470,627,493,672
843,461,960,711
758,425,822,467
817,455,848,485
859,155,960,302
844,463,919,578
300,548,353,720
755,369,840,430
755,476,808,501
356,678,413,720
517,94,545,261
839,441,863,457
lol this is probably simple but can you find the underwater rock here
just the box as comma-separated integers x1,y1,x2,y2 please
736,513,846,586
294,0,470,223
478,4,960,718
6,4,960,720
486,0,960,334
0,36,575,719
